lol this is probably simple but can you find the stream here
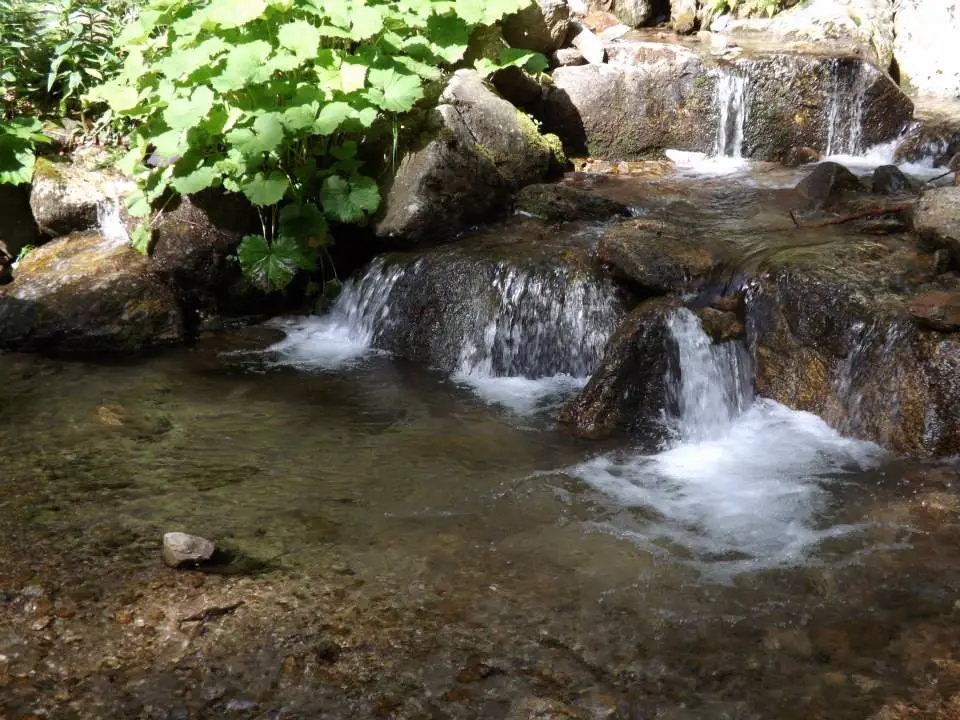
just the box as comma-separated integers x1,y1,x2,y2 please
2,145,960,719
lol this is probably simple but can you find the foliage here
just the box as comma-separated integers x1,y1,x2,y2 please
708,0,786,19
0,117,50,185
91,0,542,291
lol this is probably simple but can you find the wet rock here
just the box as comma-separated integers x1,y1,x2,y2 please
795,162,863,209
506,695,583,719
534,40,912,161
783,147,821,167
29,153,133,238
912,187,960,267
161,532,215,569
697,307,744,343
149,190,259,311
670,0,698,34
552,47,587,67
0,233,184,352
560,296,681,441
502,0,571,55
376,70,558,245
717,0,895,69
598,218,720,295
871,165,915,196
894,0,960,98
893,117,960,167
746,249,960,456
0,184,40,261
516,183,631,222
907,290,960,332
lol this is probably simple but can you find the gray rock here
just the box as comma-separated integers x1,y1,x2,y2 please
894,0,960,98
552,47,587,66
893,117,960,167
670,0,698,33
587,0,656,27
502,0,571,55
0,184,40,260
913,186,960,268
162,532,215,569
560,297,681,441
570,24,606,65
795,161,863,209
29,154,134,238
516,182,631,221
376,70,558,244
149,190,259,311
871,164,915,195
0,233,183,352
532,39,912,161
716,0,895,70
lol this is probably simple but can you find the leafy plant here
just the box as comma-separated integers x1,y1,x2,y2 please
708,0,786,19
91,0,542,291
0,117,50,185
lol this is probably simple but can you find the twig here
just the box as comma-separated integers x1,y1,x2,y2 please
790,203,913,229
179,600,244,627
922,168,958,186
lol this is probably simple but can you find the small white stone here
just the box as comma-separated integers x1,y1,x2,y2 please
161,532,215,569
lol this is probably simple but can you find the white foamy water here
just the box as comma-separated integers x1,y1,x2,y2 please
568,309,883,576
713,67,749,159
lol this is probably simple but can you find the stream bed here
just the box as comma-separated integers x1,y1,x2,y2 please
3,151,960,719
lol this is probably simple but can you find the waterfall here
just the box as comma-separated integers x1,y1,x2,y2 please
824,58,867,156
713,66,749,159
266,255,621,395
97,200,131,246
665,309,753,441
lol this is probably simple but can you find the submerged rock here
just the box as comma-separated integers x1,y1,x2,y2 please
0,233,183,352
515,182,632,222
376,70,561,245
560,296,680,440
162,532,215,569
907,289,960,332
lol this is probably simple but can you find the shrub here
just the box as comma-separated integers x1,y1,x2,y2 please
92,0,543,291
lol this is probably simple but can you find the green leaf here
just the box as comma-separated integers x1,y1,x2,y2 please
279,202,329,245
366,68,423,113
278,19,321,59
281,103,319,131
205,0,269,29
126,189,152,218
241,171,290,206
171,166,220,195
314,101,353,135
226,113,285,155
320,175,380,223
350,5,383,40
163,85,215,130
130,223,152,254
211,40,273,92
340,62,367,92
238,233,314,290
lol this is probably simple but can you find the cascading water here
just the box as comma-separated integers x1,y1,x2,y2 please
824,58,868,157
712,66,749,159
265,255,621,412
569,308,883,577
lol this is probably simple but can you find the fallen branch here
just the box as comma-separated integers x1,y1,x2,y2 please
922,168,958,186
179,600,244,626
790,203,914,229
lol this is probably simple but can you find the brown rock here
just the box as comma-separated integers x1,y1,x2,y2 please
907,290,960,332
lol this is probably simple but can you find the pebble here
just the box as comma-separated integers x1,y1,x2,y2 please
161,532,215,569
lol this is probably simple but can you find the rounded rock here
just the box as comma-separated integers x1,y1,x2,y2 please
161,532,215,569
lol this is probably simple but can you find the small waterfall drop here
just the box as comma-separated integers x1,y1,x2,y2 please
97,200,131,246
666,309,752,441
824,59,868,156
713,66,749,159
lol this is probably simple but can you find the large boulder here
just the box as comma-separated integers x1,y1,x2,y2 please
29,152,133,239
715,0,896,70
671,0,698,33
893,0,960,98
0,233,183,352
0,184,40,261
533,39,912,160
560,296,680,441
149,190,259,311
502,0,571,55
376,70,561,245
912,186,960,268
794,161,864,209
